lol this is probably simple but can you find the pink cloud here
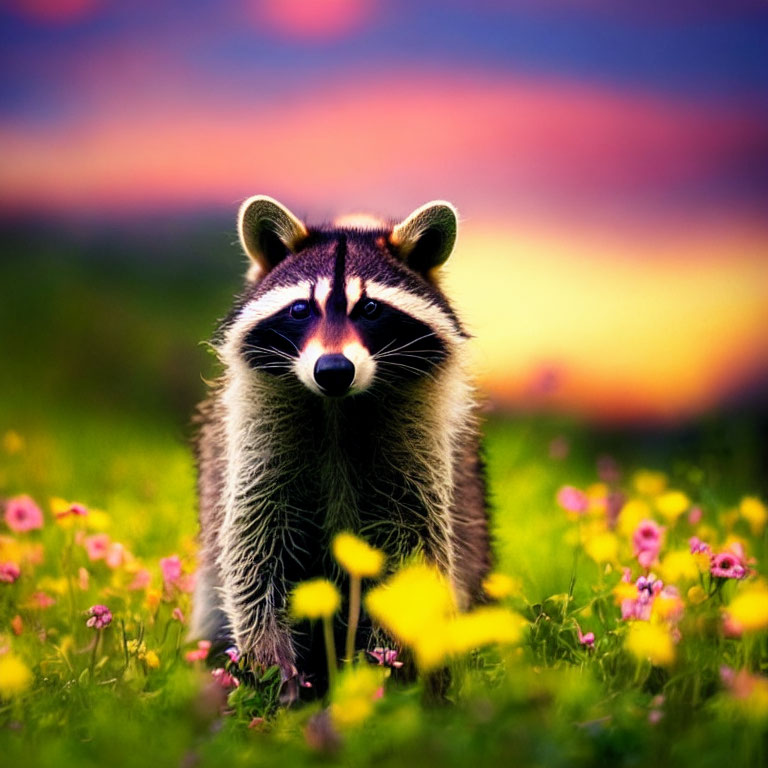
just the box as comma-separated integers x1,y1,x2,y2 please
0,70,765,219
5,0,100,24
247,0,377,40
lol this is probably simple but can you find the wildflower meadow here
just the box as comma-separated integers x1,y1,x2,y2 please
1,410,766,768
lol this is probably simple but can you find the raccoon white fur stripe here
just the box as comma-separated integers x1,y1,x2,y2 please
192,196,491,691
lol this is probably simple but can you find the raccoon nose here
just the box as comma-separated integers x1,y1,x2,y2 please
314,354,355,396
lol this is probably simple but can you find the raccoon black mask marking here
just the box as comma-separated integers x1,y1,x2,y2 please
192,196,491,694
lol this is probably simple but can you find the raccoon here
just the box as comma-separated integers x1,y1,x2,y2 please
191,196,491,690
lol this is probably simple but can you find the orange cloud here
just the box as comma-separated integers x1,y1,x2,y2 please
445,221,768,422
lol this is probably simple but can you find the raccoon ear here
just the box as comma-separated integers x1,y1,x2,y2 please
390,201,458,273
238,195,309,279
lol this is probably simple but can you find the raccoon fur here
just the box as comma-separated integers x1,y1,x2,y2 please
192,196,491,691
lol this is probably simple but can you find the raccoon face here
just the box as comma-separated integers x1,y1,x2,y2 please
221,197,466,398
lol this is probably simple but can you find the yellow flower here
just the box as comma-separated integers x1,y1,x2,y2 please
127,639,147,657
0,535,23,564
659,550,699,584
651,593,683,623
625,622,675,667
687,585,707,605
727,584,768,633
144,650,160,669
329,665,384,728
692,551,711,573
146,589,162,611
332,533,384,579
2,430,24,455
617,499,651,538
366,564,526,669
739,497,767,536
448,607,525,655
482,572,520,600
291,578,341,620
586,483,609,514
0,653,32,698
613,580,637,605
655,491,690,523
632,470,667,497
583,531,619,564
37,576,69,596
365,564,455,646
84,508,111,531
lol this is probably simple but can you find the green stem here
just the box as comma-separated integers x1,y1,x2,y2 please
345,575,361,663
322,616,337,690
89,629,101,681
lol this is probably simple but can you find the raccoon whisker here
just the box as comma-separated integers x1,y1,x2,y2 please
373,337,401,356
376,360,441,384
373,331,438,359
242,345,296,362
268,330,301,355
251,361,292,369
376,348,444,359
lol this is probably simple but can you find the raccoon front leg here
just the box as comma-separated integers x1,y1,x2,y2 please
216,506,298,684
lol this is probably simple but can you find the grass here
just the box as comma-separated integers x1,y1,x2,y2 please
1,406,766,768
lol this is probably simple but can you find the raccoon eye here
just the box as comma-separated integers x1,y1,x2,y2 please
290,300,311,320
361,299,381,319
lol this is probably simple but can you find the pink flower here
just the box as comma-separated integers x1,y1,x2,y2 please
30,591,55,608
211,668,240,689
621,574,663,621
556,486,589,514
174,573,196,594
185,640,211,663
0,562,21,583
127,568,152,591
367,647,404,668
648,694,664,724
576,624,595,648
160,555,182,585
689,537,711,555
55,502,88,521
710,552,746,580
105,542,127,569
4,495,43,532
85,604,112,629
84,533,110,561
224,646,240,664
172,607,186,624
633,520,664,567
720,666,767,700
688,506,703,525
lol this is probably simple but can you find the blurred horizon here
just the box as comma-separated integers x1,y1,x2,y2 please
2,0,767,424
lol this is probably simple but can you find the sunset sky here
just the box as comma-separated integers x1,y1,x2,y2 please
2,0,767,421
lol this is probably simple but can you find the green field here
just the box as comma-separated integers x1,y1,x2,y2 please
1,235,766,767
